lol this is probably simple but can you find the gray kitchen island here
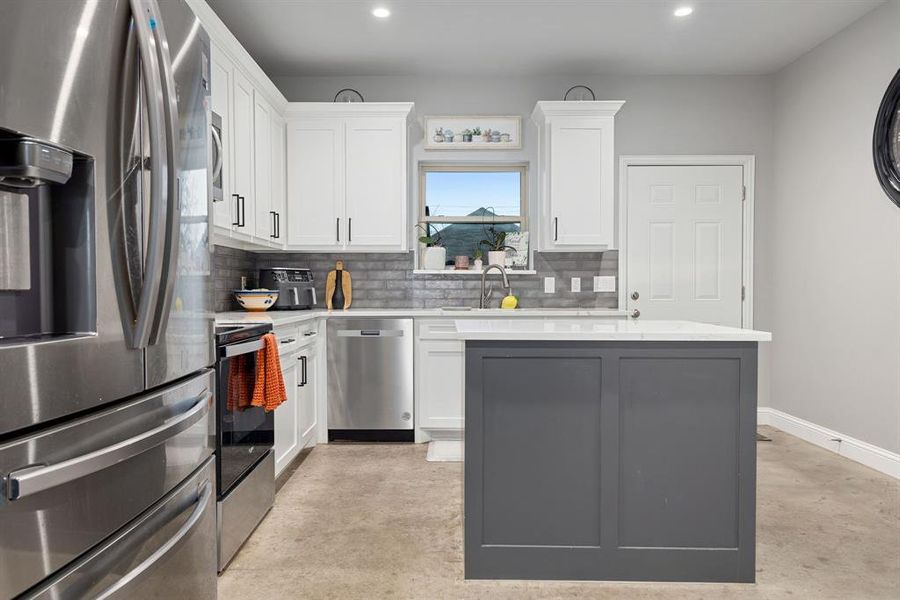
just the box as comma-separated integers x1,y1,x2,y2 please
440,318,771,583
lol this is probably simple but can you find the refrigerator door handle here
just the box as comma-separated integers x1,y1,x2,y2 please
6,391,211,501
129,0,169,349
148,0,182,345
92,480,212,600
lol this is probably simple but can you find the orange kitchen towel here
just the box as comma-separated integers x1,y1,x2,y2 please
251,333,287,412
226,354,253,412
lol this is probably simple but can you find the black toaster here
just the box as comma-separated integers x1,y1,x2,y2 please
258,267,317,310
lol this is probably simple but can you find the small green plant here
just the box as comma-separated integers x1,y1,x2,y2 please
415,223,444,247
479,226,516,252
472,127,482,136
473,247,484,260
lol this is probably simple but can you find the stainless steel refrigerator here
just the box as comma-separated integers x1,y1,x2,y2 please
0,0,217,597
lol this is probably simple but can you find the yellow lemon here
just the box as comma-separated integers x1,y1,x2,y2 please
501,295,518,309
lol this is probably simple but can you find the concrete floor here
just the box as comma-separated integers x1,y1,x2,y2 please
219,426,900,599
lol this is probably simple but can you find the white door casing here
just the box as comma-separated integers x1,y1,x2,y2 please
625,163,747,327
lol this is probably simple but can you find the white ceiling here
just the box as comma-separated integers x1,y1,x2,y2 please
206,0,884,77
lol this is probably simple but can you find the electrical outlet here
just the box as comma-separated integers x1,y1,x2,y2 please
571,277,581,292
543,277,555,294
594,275,616,293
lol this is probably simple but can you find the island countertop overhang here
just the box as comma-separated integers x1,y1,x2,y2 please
433,318,772,342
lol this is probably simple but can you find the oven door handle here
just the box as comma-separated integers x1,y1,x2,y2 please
5,391,211,501
222,338,265,358
94,479,212,600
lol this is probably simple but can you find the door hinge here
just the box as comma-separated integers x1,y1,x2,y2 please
741,285,746,301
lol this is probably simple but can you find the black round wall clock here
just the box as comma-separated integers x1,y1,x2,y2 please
873,69,900,208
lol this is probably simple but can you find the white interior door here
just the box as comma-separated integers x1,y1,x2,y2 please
626,165,744,326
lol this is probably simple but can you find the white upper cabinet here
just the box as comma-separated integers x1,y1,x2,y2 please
532,101,624,251
345,118,406,248
230,68,256,239
210,42,234,232
252,93,272,242
270,113,286,246
286,119,345,248
285,103,414,253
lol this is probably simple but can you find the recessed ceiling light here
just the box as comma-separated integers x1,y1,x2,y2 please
673,6,693,17
372,7,391,18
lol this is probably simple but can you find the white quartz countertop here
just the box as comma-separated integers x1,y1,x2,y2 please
433,318,772,342
215,307,628,327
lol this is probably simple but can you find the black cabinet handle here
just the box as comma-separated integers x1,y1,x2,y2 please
298,355,308,386
336,217,340,242
275,212,280,239
348,218,352,242
554,216,558,241
232,194,240,226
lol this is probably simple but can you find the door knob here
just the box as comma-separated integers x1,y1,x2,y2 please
631,291,640,301
631,309,641,318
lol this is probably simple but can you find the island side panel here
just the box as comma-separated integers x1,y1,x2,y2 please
464,341,757,582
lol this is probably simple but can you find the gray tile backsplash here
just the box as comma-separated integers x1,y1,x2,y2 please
213,247,618,310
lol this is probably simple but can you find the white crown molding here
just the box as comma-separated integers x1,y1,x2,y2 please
284,102,415,120
531,100,626,123
185,0,288,112
758,407,900,480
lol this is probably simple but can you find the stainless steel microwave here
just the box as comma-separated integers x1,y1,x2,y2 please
211,111,224,203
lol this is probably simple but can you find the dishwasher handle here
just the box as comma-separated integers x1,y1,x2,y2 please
336,329,405,338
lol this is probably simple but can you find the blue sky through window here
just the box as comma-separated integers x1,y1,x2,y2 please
424,171,521,217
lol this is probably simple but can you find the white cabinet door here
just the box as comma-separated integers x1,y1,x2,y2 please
209,43,235,232
286,119,344,248
548,116,615,248
270,114,286,246
253,93,273,242
231,69,255,237
416,338,465,431
298,348,318,449
344,118,406,249
274,356,300,476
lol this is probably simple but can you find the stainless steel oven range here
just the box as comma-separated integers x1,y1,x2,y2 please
214,323,276,572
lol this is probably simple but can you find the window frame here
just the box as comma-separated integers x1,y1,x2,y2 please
418,162,529,228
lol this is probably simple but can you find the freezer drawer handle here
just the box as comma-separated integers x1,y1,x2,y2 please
5,391,211,501
336,330,404,338
94,479,212,600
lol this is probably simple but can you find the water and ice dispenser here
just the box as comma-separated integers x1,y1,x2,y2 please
0,131,96,341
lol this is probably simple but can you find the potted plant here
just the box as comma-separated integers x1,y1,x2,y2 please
472,127,482,142
462,128,473,143
481,128,492,142
472,248,484,271
416,223,446,270
480,226,516,267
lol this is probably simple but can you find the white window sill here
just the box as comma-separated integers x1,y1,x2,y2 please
413,269,537,276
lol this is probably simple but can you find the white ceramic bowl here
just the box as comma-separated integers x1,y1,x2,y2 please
234,289,279,312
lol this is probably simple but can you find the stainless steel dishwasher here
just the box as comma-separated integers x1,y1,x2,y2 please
327,318,414,441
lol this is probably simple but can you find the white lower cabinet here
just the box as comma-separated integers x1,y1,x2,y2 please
297,345,318,449
415,321,465,439
274,353,300,476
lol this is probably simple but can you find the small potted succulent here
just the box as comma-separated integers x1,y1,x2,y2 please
472,127,482,142
416,223,446,270
433,127,445,143
481,128,492,142
472,247,484,271
462,128,473,143
480,226,516,267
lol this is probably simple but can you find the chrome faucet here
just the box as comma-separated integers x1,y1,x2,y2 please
479,264,511,309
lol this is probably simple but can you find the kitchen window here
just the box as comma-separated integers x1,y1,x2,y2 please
418,164,528,265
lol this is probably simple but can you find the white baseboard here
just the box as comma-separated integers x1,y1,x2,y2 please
758,407,900,479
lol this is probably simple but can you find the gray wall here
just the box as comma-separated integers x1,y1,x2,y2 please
274,72,776,404
766,0,900,453
244,250,618,310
